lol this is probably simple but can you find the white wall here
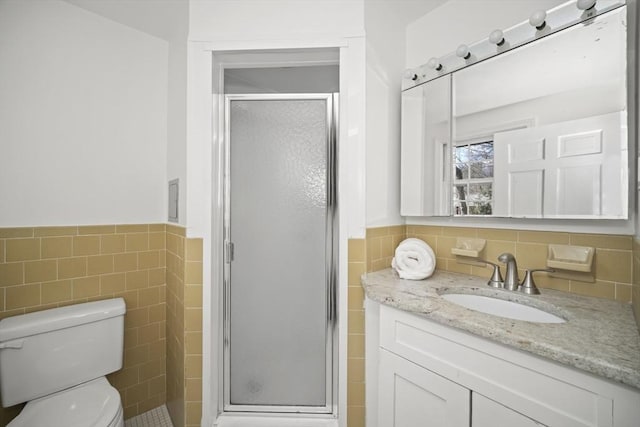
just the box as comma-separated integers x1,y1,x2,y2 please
364,1,405,227
0,0,168,226
189,0,364,42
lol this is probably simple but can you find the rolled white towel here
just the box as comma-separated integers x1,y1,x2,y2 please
391,238,436,280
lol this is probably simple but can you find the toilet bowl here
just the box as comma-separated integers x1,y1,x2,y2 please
8,377,123,427
0,299,126,427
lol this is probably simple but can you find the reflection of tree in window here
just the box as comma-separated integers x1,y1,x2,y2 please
454,141,494,216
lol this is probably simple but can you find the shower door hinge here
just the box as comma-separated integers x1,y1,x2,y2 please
225,241,235,263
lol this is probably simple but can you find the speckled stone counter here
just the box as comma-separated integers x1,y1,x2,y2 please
362,268,640,390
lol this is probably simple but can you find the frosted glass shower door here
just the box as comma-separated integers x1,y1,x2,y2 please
224,94,336,413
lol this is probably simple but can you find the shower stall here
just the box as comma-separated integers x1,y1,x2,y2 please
221,64,339,420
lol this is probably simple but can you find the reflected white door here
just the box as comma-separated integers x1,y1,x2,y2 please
224,94,336,413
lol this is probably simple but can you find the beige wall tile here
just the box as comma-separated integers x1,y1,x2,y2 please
347,406,365,427
185,402,202,426
348,310,364,334
0,288,4,311
41,280,72,304
347,334,364,358
139,287,160,306
125,307,149,328
515,243,548,270
101,234,126,254
0,239,4,263
73,276,100,299
185,332,202,355
41,237,72,259
117,224,149,234
0,263,24,286
58,257,87,279
101,273,126,294
149,224,166,232
166,224,186,237
139,359,164,382
6,284,41,310
185,355,202,379
186,239,203,262
139,251,160,269
149,303,166,323
595,250,632,283
185,262,203,285
518,231,569,245
615,284,632,302
126,270,149,290
0,228,34,238
185,308,202,332
114,253,138,273
149,232,166,250
570,280,616,300
185,378,202,401
138,324,160,345
73,235,101,256
348,239,365,262
571,234,632,251
184,285,202,308
33,226,77,237
78,225,116,235
126,233,149,252
87,255,114,275
347,382,365,406
347,358,365,383
24,260,57,283
348,262,365,286
6,238,40,262
435,236,456,260
348,287,364,310
442,227,478,237
149,268,165,286
476,228,518,241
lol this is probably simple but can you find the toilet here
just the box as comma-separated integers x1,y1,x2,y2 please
0,298,126,427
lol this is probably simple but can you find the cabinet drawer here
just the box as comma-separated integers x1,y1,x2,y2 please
379,305,613,427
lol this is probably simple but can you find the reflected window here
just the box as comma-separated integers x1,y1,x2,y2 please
454,141,494,215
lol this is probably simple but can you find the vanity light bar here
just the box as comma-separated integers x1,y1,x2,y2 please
403,0,626,91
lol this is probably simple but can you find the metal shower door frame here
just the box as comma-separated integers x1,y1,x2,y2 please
222,93,338,415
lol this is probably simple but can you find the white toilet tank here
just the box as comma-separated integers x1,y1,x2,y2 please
0,298,126,407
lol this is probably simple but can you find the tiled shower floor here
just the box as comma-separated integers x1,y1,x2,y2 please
125,405,174,427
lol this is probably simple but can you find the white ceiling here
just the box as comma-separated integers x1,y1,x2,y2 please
62,0,188,41
63,0,450,41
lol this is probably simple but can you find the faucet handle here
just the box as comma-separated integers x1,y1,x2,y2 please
519,268,555,295
480,260,504,288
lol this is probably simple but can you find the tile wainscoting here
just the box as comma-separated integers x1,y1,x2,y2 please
0,224,202,427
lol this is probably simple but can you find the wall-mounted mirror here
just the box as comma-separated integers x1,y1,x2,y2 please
401,4,631,219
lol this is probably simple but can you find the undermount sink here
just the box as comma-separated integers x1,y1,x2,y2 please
440,293,566,323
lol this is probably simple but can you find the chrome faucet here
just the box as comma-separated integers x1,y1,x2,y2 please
498,253,519,291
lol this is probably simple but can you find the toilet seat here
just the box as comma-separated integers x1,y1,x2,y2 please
8,377,123,427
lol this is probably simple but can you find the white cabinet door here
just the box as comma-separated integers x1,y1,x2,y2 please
379,349,470,427
473,393,546,427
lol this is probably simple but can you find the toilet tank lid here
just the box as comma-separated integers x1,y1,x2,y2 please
0,298,126,342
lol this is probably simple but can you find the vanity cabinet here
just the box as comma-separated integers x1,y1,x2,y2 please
369,301,640,427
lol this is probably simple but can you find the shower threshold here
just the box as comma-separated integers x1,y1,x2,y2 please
215,414,339,427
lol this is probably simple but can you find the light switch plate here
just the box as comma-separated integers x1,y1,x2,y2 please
168,179,179,223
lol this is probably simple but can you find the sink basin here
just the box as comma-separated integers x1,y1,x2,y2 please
441,293,566,323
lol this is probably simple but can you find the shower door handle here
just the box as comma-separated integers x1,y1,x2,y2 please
225,241,235,263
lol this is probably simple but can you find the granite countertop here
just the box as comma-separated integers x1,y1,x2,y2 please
362,268,640,391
